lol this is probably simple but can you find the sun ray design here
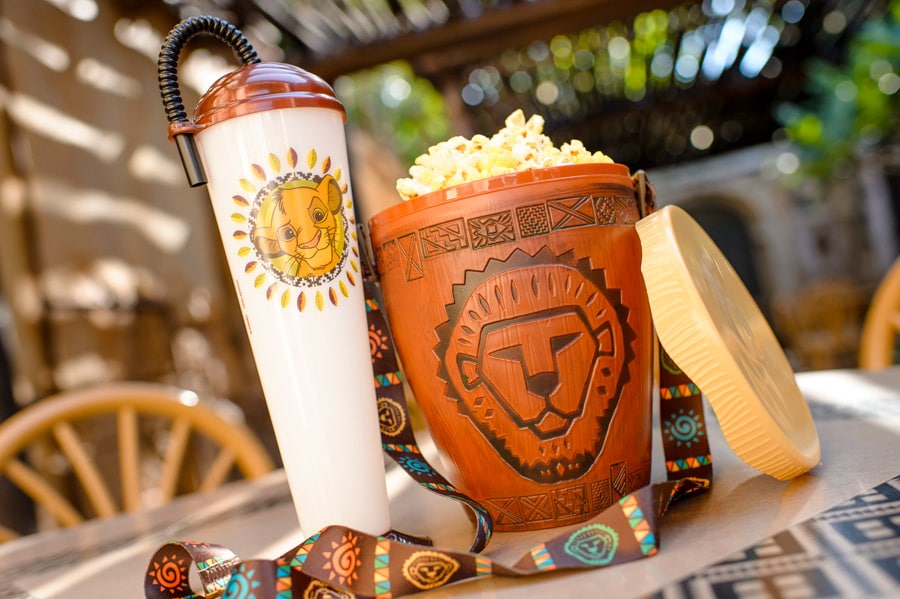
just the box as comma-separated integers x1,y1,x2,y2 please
268,152,280,173
251,163,266,181
321,531,362,586
147,552,190,595
233,146,358,312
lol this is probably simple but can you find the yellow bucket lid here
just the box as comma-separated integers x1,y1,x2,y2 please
636,204,821,480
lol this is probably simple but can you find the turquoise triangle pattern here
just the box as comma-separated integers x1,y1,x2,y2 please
627,506,645,528
291,532,320,568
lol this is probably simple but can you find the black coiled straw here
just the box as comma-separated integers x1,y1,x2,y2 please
157,16,261,187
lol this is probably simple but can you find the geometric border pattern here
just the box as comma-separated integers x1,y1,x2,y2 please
379,193,640,282
650,474,900,598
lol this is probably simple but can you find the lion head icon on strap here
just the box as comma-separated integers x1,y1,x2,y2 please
436,248,635,483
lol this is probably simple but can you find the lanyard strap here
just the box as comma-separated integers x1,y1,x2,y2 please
145,281,711,599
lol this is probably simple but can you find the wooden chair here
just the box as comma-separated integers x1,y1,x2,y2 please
0,382,273,542
860,257,900,370
773,277,866,371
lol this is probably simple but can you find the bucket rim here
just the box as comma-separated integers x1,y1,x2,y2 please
369,162,632,231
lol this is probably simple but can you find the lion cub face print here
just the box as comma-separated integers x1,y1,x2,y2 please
252,174,345,279
229,147,360,312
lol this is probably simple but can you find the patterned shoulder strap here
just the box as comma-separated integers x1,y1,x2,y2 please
146,279,712,599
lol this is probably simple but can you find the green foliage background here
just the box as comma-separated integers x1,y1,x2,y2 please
334,61,451,168
777,0,900,183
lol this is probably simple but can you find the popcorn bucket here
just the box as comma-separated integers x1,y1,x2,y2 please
157,17,390,536
369,163,654,532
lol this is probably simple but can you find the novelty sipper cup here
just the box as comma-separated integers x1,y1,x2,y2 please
157,16,390,536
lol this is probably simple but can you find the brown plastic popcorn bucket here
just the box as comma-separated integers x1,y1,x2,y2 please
369,163,654,532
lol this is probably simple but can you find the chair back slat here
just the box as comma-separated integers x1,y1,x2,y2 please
52,421,117,518
159,415,192,504
117,406,141,512
5,459,84,527
0,382,274,542
198,447,238,492
860,256,900,369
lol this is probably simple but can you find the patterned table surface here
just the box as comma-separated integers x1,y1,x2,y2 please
654,473,900,599
649,368,900,599
1,366,899,599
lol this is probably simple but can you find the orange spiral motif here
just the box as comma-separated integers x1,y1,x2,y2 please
331,542,357,577
149,553,189,593
323,532,361,585
369,325,388,361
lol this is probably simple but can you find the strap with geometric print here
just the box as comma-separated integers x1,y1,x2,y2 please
658,345,713,483
365,281,494,554
147,476,707,599
145,285,713,599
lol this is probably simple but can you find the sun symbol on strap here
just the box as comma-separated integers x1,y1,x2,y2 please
398,455,437,477
230,146,361,312
322,531,362,586
369,323,389,361
147,552,190,595
222,564,262,598
662,407,705,448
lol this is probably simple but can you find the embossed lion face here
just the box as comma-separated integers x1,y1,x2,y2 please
457,308,598,440
437,252,634,483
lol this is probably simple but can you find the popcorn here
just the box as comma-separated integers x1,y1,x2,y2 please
396,109,613,200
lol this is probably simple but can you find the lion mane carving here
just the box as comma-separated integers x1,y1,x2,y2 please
436,248,635,483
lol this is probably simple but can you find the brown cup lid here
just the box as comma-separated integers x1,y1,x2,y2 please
173,62,345,138
636,204,821,480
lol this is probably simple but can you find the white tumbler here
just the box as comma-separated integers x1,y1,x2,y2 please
158,16,390,536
